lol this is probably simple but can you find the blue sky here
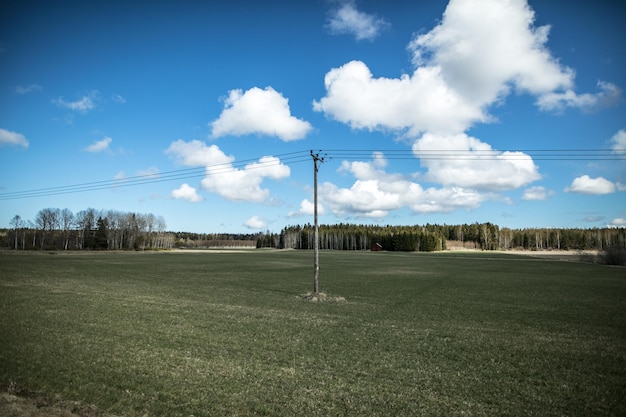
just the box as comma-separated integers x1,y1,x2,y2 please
1,0,624,233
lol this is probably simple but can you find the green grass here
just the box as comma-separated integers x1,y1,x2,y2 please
0,250,624,416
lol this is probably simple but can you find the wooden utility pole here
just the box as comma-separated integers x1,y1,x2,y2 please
311,150,325,295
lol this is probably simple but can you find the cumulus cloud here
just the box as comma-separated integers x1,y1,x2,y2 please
165,139,234,167
313,60,483,136
610,129,626,155
54,91,98,113
244,216,267,230
0,128,28,148
85,137,112,153
326,1,389,41
313,0,621,210
201,155,290,202
288,199,325,217
522,186,554,200
413,133,541,191
171,183,203,203
407,0,575,107
319,153,487,218
299,199,318,215
565,175,616,195
165,140,290,203
610,218,626,227
320,177,486,218
210,87,312,141
536,81,622,112
316,0,606,137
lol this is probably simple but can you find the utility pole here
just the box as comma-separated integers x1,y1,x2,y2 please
311,150,325,295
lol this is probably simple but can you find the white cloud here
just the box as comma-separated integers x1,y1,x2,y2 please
171,183,203,203
408,0,575,107
288,199,325,217
321,180,398,218
313,60,483,136
313,0,620,205
536,81,622,112
210,87,312,141
407,186,487,214
339,155,403,183
413,133,541,191
522,186,554,200
320,178,486,218
166,139,234,167
0,128,28,148
165,140,290,203
317,0,605,136
85,136,112,153
565,175,616,195
319,153,487,218
610,129,626,155
327,2,389,41
244,216,267,230
54,91,98,113
609,218,626,227
299,199,317,216
201,156,290,202
15,84,42,94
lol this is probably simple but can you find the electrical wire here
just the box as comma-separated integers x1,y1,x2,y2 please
1,148,623,200
326,149,626,161
0,150,311,200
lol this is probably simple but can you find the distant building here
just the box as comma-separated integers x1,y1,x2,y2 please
371,242,383,251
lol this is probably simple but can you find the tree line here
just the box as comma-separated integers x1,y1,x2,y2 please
4,208,174,251
173,232,259,249
261,224,448,252
3,209,625,255
255,223,626,253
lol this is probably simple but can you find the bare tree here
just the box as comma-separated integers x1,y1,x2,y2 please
35,209,55,249
60,208,74,250
135,214,148,250
36,208,60,249
75,208,97,249
10,215,21,249
156,215,167,249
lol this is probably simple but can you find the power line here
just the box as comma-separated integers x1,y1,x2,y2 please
1,148,622,200
326,149,626,161
0,150,311,200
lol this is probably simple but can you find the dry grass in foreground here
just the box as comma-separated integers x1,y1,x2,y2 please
299,292,347,302
0,391,113,417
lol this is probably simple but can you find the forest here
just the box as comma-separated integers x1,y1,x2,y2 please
2,207,625,255
2,208,267,251
259,222,626,253
4,208,174,251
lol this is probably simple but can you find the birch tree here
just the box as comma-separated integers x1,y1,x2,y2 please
60,208,74,250
10,215,21,249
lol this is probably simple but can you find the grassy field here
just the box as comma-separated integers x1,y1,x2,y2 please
0,250,624,416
